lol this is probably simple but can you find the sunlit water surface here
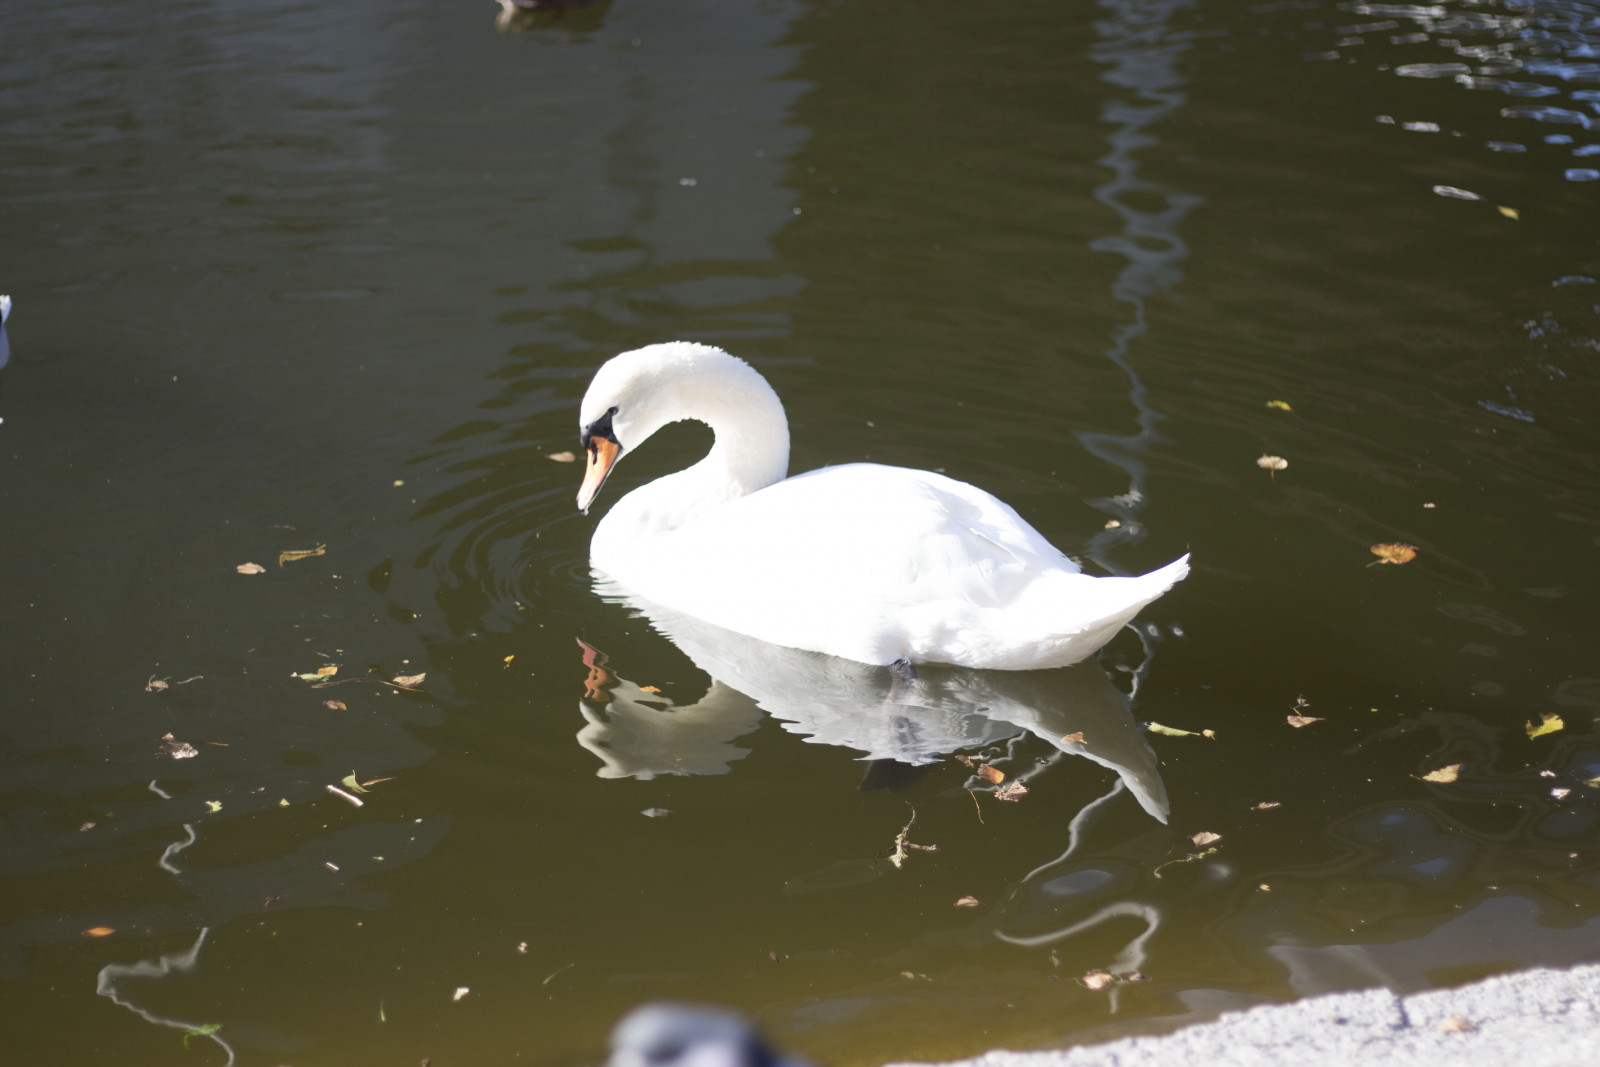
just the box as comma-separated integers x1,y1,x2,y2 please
3,0,1599,1063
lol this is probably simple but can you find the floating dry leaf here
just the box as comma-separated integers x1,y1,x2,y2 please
82,926,116,938
1080,970,1116,991
160,735,199,760
316,665,338,677
1497,205,1519,220
994,780,1029,802
1252,801,1282,811
1266,400,1293,411
976,764,1005,785
1256,454,1288,477
640,685,662,693
547,451,577,463
1527,712,1564,739
236,562,266,575
1061,731,1085,744
392,673,427,689
1438,1014,1476,1033
954,896,981,908
323,699,347,711
452,986,470,1002
1369,542,1418,566
1190,831,1223,847
1286,714,1324,728
204,800,222,813
278,544,327,567
1124,971,1151,983
1551,786,1572,800
341,773,370,794
1418,763,1461,783
146,678,169,693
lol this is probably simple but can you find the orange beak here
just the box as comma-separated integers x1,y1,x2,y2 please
577,436,621,511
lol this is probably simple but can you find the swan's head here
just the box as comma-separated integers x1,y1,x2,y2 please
576,342,784,511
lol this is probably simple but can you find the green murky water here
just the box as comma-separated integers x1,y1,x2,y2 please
4,0,1600,1063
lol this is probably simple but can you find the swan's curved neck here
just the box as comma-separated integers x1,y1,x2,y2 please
607,354,790,539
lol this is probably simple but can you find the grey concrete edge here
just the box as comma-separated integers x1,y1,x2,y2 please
886,962,1600,1067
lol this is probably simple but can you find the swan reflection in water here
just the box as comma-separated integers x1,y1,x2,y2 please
574,585,1169,825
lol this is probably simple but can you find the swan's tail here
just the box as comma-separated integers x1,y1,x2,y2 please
1011,553,1190,670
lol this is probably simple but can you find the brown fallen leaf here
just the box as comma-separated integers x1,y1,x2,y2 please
236,562,267,575
1190,831,1222,847
146,678,169,693
1368,542,1418,566
1252,801,1282,811
322,699,348,711
1527,712,1564,739
1438,1014,1476,1033
976,764,1005,785
954,896,981,908
1061,731,1085,744
640,685,662,693
1418,763,1461,783
547,451,578,463
994,780,1029,802
1080,970,1116,991
392,673,427,689
278,544,327,567
1286,714,1324,728
82,926,116,938
316,665,338,677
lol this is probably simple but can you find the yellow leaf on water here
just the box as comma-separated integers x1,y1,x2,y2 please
640,685,661,693
323,700,347,711
1369,542,1418,566
82,926,116,938
1527,712,1564,739
1060,731,1085,744
316,665,338,677
1496,206,1519,220
1266,400,1293,411
392,673,426,689
278,544,327,567
1418,763,1461,783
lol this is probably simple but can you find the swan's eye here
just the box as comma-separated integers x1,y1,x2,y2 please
583,406,620,450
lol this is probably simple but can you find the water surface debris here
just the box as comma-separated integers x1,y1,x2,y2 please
236,562,266,574
1256,454,1288,479
1147,722,1215,739
278,544,326,567
1369,542,1418,566
886,805,937,869
1417,763,1461,783
1527,712,1564,739
326,784,364,807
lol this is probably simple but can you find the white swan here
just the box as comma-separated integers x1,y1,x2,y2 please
575,342,1189,670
